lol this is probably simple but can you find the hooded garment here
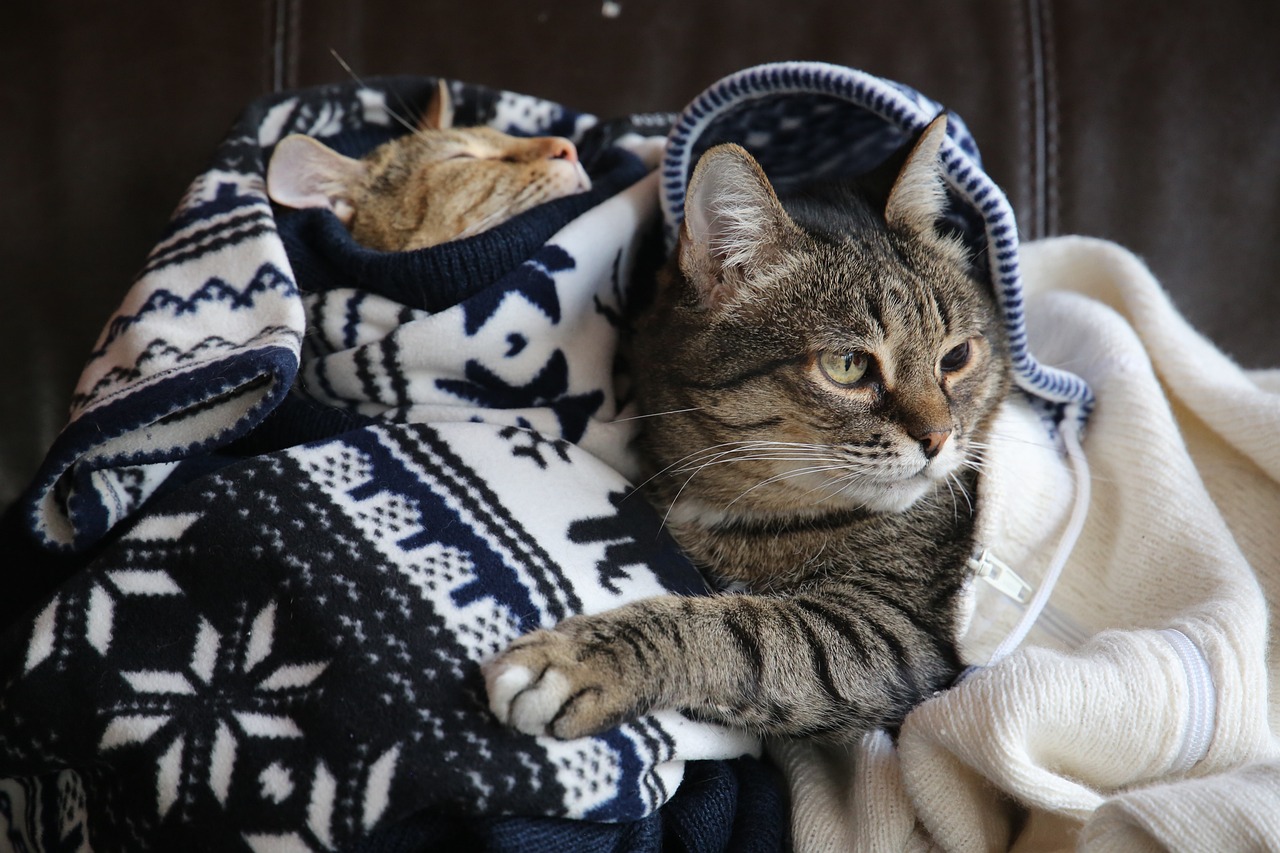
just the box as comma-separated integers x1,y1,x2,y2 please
660,62,1278,852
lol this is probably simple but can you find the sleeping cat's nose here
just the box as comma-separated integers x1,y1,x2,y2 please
912,429,951,459
544,138,579,163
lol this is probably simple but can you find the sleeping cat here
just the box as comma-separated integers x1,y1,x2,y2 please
483,116,1011,741
266,80,591,251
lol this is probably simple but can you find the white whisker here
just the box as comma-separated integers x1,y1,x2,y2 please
329,50,419,135
812,469,875,505
725,463,863,509
949,471,975,516
611,406,706,423
645,437,908,522
971,432,1061,455
673,452,855,474
634,439,756,493
942,472,960,520
650,440,802,522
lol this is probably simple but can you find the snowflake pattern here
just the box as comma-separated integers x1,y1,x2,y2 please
96,596,329,820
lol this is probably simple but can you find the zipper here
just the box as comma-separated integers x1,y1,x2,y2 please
968,547,1088,647
968,549,1032,604
1159,628,1217,773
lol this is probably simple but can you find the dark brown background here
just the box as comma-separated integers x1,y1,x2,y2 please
3,0,1278,508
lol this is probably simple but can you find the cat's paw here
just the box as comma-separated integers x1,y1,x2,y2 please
483,626,634,740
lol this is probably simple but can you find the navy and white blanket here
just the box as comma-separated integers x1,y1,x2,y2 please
0,65,1090,852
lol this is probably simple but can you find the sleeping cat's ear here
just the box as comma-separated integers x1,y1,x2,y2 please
266,134,365,224
884,114,952,240
421,79,455,131
680,143,796,310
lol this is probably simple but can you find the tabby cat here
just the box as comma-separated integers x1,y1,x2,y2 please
266,80,591,251
484,116,1011,741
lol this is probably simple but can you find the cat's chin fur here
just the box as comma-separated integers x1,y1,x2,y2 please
837,473,935,515
666,469,940,530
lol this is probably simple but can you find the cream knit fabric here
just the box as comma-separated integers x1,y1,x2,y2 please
777,236,1280,852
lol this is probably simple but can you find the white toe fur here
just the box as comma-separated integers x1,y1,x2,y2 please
485,661,573,736
485,662,534,724
508,668,571,736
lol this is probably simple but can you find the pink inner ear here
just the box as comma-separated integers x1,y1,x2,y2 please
265,135,363,220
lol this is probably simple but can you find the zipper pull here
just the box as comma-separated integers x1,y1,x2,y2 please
967,548,1033,604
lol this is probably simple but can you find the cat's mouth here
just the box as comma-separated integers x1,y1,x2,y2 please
821,449,964,515
854,472,935,514
551,160,593,197
572,161,591,191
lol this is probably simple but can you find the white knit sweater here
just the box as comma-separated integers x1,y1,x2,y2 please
773,235,1280,852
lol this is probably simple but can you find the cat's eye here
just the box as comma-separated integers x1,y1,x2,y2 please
818,350,870,386
940,340,972,373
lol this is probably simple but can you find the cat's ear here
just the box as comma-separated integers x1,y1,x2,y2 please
266,134,365,224
884,114,951,238
680,143,794,310
421,79,455,131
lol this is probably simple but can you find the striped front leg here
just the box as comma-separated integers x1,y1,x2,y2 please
483,587,959,740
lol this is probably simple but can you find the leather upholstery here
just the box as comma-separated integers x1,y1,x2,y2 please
2,0,1277,508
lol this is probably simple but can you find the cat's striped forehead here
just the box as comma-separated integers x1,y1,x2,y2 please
792,236,992,354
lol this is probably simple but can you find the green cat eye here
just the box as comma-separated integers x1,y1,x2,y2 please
818,350,870,386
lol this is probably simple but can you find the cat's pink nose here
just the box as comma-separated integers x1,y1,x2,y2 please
546,138,579,163
914,429,951,459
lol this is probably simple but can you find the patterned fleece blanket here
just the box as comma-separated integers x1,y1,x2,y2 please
0,65,1089,852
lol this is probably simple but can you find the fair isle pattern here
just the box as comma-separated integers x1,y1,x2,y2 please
661,61,1094,419
0,76,757,851
21,76,603,554
2,424,752,848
